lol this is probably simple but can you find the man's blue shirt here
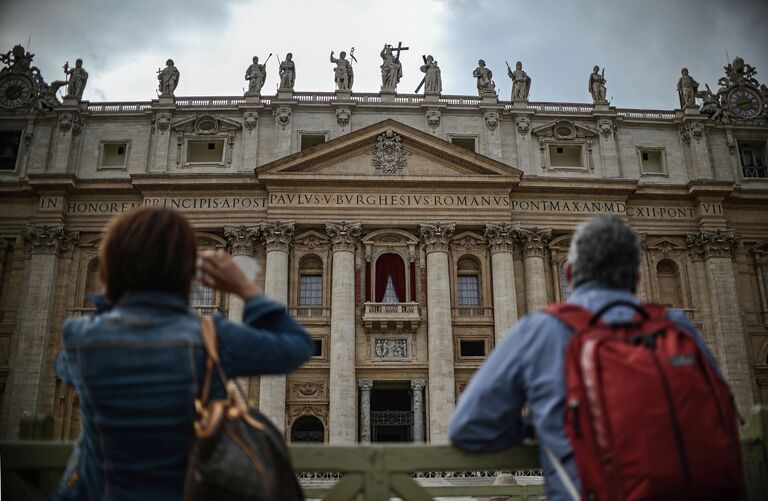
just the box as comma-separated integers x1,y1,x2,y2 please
448,281,719,501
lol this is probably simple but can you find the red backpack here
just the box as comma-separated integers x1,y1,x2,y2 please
545,300,744,501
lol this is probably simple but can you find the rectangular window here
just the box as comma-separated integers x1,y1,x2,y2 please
451,137,476,152
313,339,323,357
300,134,326,151
549,144,583,168
186,139,225,163
0,131,22,171
639,148,665,174
190,281,214,306
459,340,485,357
738,141,767,178
100,142,129,168
299,274,323,306
457,275,480,306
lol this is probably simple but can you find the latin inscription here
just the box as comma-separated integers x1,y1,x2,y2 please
268,193,510,208
62,196,268,215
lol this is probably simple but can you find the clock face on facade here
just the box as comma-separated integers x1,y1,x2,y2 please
726,86,763,119
0,74,33,109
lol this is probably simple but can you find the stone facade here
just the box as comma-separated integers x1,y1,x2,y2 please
1,64,767,442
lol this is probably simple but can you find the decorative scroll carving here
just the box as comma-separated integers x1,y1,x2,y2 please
451,233,485,252
336,107,351,127
274,106,291,128
291,382,326,398
515,116,530,135
410,379,425,391
373,338,408,359
243,112,258,131
371,129,407,174
223,225,260,256
24,224,79,256
426,109,441,129
420,222,455,254
597,118,614,138
484,111,499,132
154,112,171,132
519,227,552,258
686,229,736,260
484,222,521,254
287,404,328,426
325,221,362,252
260,221,295,252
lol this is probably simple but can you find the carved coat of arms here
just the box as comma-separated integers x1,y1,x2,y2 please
372,129,407,174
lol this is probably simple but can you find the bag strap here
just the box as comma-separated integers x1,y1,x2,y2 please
544,303,593,333
543,445,580,501
199,317,230,407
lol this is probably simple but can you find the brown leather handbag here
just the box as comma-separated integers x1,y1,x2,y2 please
184,318,304,501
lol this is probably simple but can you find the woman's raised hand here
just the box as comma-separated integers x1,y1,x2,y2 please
197,249,261,300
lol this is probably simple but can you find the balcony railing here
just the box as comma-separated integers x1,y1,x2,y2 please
289,306,330,323
452,306,493,318
362,302,421,332
192,305,221,318
2,405,767,500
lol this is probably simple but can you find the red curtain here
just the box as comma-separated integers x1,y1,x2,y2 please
365,261,372,302
409,261,416,302
375,253,406,302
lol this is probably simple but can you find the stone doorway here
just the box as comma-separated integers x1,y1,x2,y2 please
370,385,412,442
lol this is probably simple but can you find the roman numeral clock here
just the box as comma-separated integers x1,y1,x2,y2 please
727,86,763,119
0,74,33,109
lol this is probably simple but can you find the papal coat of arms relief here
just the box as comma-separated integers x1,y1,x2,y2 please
371,128,407,174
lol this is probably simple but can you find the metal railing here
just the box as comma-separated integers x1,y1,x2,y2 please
1,406,766,500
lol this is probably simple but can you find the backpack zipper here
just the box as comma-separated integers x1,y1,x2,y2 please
650,350,692,487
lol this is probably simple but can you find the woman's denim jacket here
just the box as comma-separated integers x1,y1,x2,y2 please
51,291,313,500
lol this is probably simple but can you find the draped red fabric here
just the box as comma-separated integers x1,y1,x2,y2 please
409,261,416,301
375,253,406,302
365,261,371,302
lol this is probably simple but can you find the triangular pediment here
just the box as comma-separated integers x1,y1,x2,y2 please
256,119,521,187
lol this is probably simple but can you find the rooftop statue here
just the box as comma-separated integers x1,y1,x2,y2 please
380,44,403,91
157,59,179,97
64,58,88,100
506,60,531,101
472,59,496,97
330,50,354,91
589,65,607,103
245,55,269,96
677,67,699,108
0,44,62,111
279,53,295,90
416,55,441,94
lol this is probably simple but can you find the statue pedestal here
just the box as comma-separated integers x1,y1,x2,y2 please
683,104,700,116
481,94,498,105
335,90,352,102
60,97,80,107
245,95,262,105
593,102,610,112
157,96,175,106
424,92,440,103
511,99,529,110
277,89,293,100
380,88,396,102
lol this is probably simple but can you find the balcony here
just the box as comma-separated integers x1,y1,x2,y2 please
362,302,421,332
451,306,494,325
289,306,330,325
192,305,221,318
2,405,767,500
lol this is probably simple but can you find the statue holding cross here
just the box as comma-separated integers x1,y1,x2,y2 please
380,42,408,91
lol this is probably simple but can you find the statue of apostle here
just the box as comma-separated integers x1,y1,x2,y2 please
589,65,607,103
419,55,442,94
330,50,354,91
507,60,531,101
157,59,180,97
279,53,295,90
63,58,88,100
245,55,267,96
677,67,699,108
380,44,402,90
472,59,496,96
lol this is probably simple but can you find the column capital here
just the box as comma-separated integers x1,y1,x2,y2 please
410,379,426,391
23,224,80,256
419,222,455,254
358,379,373,391
519,227,552,258
325,221,362,253
224,224,260,256
484,222,521,254
686,229,736,260
260,221,295,253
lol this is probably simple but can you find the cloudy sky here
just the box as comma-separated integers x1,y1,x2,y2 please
1,0,766,109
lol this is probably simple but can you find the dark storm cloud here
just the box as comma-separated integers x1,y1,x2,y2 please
0,0,245,87
435,0,768,108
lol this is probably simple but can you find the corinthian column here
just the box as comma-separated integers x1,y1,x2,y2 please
686,229,754,419
419,222,456,443
520,227,552,312
224,225,260,397
485,222,520,343
358,379,372,443
410,379,426,442
1,225,79,438
326,221,362,443
257,221,294,432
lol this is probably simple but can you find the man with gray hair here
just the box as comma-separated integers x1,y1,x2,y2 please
449,215,723,501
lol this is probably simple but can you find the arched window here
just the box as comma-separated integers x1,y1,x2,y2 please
375,253,406,303
299,254,324,306
559,262,572,301
657,259,683,308
291,415,324,443
456,256,481,306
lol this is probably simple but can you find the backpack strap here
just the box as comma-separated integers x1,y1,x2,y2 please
544,303,593,333
639,302,667,322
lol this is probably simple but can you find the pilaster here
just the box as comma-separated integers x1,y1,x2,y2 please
358,379,372,443
485,222,521,341
519,227,552,312
410,379,426,442
149,103,174,173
